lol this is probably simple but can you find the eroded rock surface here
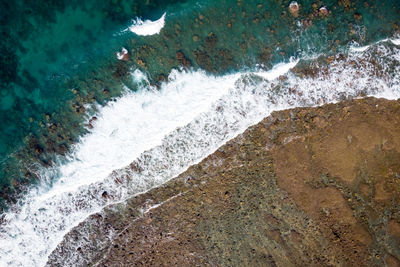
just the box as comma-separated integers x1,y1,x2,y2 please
48,97,400,266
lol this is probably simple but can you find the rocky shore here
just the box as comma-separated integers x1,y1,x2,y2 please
2,0,399,213
48,97,400,266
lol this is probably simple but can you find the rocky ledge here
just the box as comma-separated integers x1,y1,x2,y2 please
48,97,400,266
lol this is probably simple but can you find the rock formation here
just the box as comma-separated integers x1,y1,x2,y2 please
48,97,400,266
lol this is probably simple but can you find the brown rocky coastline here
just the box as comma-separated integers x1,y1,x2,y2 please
48,97,400,266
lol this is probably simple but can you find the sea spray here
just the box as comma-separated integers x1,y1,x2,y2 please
0,36,398,266
0,68,240,266
46,38,400,266
0,58,302,266
1,0,399,210
128,12,166,35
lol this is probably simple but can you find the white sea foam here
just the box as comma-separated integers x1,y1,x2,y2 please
349,45,370,52
42,69,238,199
392,38,400,46
1,38,400,267
48,37,400,266
0,59,298,266
116,47,128,60
128,12,166,36
255,59,299,80
348,36,400,53
0,68,241,267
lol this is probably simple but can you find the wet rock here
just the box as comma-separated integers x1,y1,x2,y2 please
137,45,156,58
252,16,259,24
49,124,57,133
175,51,191,67
289,1,299,18
57,144,67,155
45,139,56,153
116,47,129,61
136,58,146,68
216,49,234,71
205,33,218,50
34,146,43,155
113,62,129,78
312,3,318,10
129,162,143,173
193,50,213,71
174,23,182,35
88,116,97,129
302,18,313,27
319,6,329,16
339,0,352,8
157,74,167,84
73,104,85,114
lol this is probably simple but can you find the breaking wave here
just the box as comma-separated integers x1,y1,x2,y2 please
0,37,400,267
124,12,166,36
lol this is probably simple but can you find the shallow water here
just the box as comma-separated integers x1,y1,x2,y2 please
1,0,399,207
0,0,189,207
0,0,400,265
1,36,400,267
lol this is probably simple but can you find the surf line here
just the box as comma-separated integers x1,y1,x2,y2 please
2,37,400,266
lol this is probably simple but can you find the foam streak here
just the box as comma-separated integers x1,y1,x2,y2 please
128,12,166,36
1,38,400,267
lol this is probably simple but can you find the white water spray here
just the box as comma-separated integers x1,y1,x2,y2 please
128,12,166,36
0,38,400,267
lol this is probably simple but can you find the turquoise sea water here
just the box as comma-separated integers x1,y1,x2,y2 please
0,0,188,207
0,1,399,265
0,0,399,210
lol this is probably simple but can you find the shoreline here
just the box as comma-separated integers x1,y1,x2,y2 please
1,0,399,212
48,96,400,266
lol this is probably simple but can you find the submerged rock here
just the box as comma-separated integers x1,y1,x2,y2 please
175,51,191,67
289,1,299,18
319,6,329,16
48,97,400,266
116,47,129,61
